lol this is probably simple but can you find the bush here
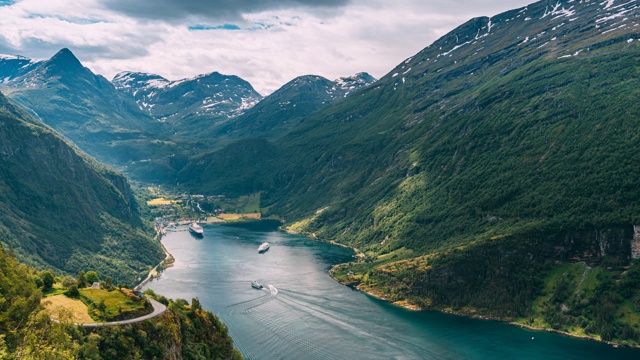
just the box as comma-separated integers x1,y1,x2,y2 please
67,285,80,297
85,271,99,285
39,270,55,290
62,276,77,288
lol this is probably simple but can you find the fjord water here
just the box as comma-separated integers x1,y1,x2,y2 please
145,222,640,360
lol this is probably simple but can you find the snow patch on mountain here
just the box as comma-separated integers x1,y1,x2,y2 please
334,72,377,96
112,71,263,121
0,54,31,61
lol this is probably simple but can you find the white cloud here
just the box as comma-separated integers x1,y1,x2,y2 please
0,0,534,94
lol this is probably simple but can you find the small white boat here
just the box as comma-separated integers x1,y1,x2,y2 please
188,222,204,236
258,242,270,253
251,281,263,289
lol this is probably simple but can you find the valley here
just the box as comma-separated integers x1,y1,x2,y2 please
144,187,264,226
1,0,640,357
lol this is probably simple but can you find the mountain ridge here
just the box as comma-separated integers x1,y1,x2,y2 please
0,48,194,184
209,72,377,140
0,90,163,284
175,0,640,343
0,54,43,83
0,48,160,158
112,69,263,139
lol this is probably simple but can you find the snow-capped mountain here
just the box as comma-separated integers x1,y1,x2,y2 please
112,70,263,132
2,48,101,91
0,48,162,169
381,0,640,90
0,54,43,84
334,72,378,95
212,72,377,139
112,71,170,95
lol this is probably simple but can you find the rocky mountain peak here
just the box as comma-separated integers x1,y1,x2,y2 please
45,48,84,73
334,72,377,93
112,71,171,97
0,54,43,84
111,69,263,130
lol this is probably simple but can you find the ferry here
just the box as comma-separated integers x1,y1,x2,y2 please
188,222,204,236
258,242,270,253
251,281,264,289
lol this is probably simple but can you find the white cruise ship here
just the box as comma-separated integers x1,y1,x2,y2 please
258,242,269,253
188,222,204,236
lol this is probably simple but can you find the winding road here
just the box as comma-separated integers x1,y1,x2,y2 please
54,298,167,328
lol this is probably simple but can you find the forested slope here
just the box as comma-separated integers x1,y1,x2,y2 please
0,91,163,284
177,0,640,343
0,246,241,359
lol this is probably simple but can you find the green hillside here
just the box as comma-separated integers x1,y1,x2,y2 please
0,246,242,359
176,0,640,343
0,91,163,285
212,73,376,140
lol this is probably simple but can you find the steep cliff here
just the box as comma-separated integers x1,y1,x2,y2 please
0,91,163,284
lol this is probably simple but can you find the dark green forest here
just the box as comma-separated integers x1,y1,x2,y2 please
0,91,163,285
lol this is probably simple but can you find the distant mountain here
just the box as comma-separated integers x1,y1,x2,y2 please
0,49,157,159
0,91,163,284
113,70,262,138
0,54,43,83
213,72,376,139
178,0,640,342
0,48,192,183
334,72,377,94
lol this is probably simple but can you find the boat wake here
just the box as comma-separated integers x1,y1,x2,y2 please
268,284,278,296
222,291,270,310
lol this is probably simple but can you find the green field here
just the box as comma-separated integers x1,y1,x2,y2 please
80,288,149,321
42,283,67,297
213,193,261,214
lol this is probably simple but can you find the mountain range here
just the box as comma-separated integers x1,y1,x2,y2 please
0,48,376,184
112,70,263,138
112,70,376,140
212,73,376,140
0,54,43,82
2,0,640,346
176,0,640,343
0,49,166,172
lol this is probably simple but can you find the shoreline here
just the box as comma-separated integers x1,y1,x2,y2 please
140,222,639,350
437,307,639,349
317,235,640,350
134,227,173,292
330,267,639,349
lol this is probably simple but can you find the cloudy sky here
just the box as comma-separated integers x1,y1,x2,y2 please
0,0,533,94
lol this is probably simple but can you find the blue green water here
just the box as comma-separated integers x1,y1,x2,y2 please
144,222,640,359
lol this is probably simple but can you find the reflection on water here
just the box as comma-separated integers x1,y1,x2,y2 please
145,222,640,360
